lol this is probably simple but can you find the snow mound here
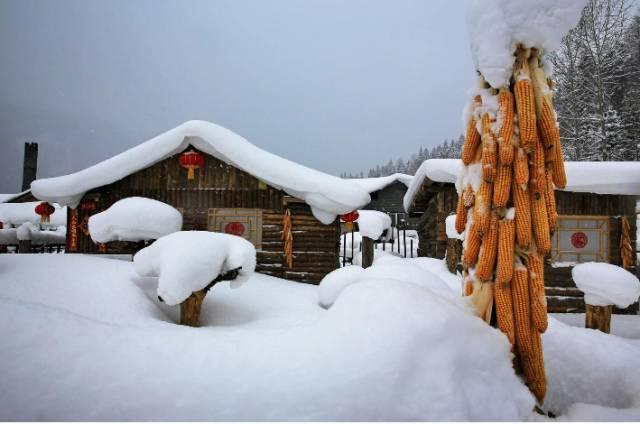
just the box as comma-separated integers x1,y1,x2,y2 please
572,263,640,308
134,231,256,306
356,210,391,240
31,120,371,225
0,201,66,227
318,266,366,308
466,0,587,88
88,197,182,243
543,317,640,415
350,173,413,193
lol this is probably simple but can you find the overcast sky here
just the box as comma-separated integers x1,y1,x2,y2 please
0,0,475,193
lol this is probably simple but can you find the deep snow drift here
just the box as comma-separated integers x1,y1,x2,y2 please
89,197,183,243
1,255,639,421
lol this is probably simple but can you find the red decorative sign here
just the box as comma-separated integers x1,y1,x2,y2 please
571,231,588,249
225,222,246,236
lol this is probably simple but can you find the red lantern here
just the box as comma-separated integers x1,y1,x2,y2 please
179,150,205,180
340,210,360,223
35,202,55,224
80,198,98,212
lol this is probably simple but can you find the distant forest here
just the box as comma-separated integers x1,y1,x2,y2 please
344,0,639,179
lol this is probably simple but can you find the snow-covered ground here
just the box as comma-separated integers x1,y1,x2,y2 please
1,254,639,421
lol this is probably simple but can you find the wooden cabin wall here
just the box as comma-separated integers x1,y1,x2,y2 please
66,149,339,284
415,186,458,259
363,181,420,229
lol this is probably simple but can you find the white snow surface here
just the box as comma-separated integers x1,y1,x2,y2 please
350,173,413,194
0,254,534,421
30,120,371,224
0,201,67,227
133,231,256,306
446,214,463,239
466,0,587,88
0,193,17,203
356,209,392,240
88,197,183,243
2,254,640,420
404,159,640,211
572,262,640,308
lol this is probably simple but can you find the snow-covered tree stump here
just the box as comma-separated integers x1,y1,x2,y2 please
585,304,612,333
361,236,374,268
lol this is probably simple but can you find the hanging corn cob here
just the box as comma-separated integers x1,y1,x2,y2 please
620,216,634,269
456,44,568,405
282,209,293,269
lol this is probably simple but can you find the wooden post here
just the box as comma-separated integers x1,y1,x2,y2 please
585,304,612,333
18,239,31,254
445,238,463,274
362,236,374,268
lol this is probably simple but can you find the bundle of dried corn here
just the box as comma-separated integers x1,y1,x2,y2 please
620,216,634,270
456,45,566,405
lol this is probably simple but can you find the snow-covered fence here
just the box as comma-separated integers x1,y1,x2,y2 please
339,228,419,266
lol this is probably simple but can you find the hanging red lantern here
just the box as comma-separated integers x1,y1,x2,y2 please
80,198,98,212
178,150,205,180
340,210,360,223
35,202,55,224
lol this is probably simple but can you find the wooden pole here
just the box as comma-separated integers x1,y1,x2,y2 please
362,236,374,268
585,304,612,333
18,239,31,254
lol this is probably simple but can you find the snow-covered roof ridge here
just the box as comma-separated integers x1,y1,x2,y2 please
349,173,413,194
404,159,640,212
31,120,371,224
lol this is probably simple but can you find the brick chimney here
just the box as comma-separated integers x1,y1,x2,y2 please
22,142,38,192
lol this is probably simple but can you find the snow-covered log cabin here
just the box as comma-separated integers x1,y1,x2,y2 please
349,173,417,229
404,159,640,313
31,120,371,283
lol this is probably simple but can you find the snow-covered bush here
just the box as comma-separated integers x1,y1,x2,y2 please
89,197,182,243
134,231,256,306
572,262,640,308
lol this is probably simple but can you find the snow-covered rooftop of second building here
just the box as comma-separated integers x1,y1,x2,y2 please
31,120,371,224
349,173,413,194
404,159,640,211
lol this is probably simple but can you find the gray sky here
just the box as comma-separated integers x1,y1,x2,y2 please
0,0,475,193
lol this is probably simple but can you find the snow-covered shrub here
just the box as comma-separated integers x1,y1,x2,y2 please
134,231,256,306
89,197,182,243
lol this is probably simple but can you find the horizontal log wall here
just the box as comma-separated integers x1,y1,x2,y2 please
67,148,339,283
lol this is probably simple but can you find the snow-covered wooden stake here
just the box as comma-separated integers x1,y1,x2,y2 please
18,239,31,254
361,236,374,268
585,304,612,333
176,267,242,327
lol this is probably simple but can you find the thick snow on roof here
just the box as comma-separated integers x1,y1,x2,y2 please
466,0,587,88
0,201,67,227
572,263,640,308
88,197,183,243
350,173,413,194
31,120,370,225
404,159,640,212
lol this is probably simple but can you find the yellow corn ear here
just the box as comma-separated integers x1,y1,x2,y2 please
514,148,529,187
530,138,546,195
463,223,481,268
552,138,567,188
525,253,548,333
544,169,558,234
496,219,515,284
473,182,493,235
530,188,551,255
481,114,498,182
463,184,475,208
512,266,533,356
520,328,547,404
538,98,559,161
514,79,537,151
455,195,467,234
513,185,531,248
494,280,515,347
497,88,515,165
493,165,512,208
475,213,499,281
462,117,482,165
